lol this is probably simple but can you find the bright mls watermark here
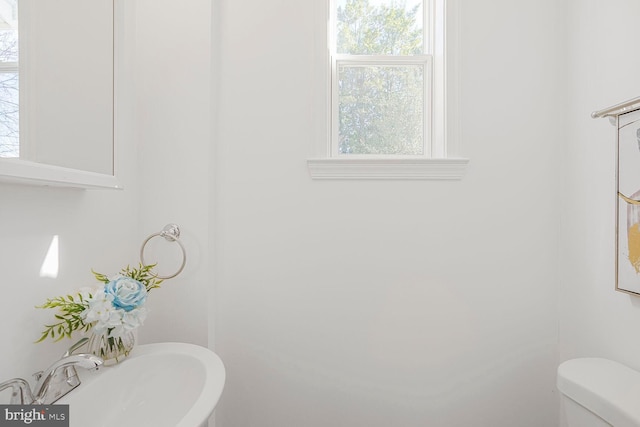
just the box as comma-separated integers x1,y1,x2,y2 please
0,406,68,426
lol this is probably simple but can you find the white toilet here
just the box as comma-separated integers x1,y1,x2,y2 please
557,358,640,427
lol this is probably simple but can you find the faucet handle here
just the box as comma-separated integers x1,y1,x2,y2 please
33,354,103,404
63,337,89,357
60,338,90,388
30,338,89,385
53,337,89,387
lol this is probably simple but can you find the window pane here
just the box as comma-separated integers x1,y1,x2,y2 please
0,0,18,157
336,0,423,55
0,72,18,158
338,64,425,155
0,30,17,62
0,0,18,62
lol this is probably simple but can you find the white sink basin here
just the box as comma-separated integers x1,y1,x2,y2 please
57,342,225,427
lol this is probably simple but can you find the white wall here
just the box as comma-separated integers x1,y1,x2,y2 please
134,0,213,348
559,0,640,370
213,0,565,425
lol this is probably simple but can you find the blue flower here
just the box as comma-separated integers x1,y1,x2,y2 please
104,277,147,312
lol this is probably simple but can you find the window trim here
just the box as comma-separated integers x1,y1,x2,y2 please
308,0,468,180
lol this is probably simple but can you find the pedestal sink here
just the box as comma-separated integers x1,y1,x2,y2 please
57,342,225,427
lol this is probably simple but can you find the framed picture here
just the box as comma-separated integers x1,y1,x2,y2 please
616,108,640,294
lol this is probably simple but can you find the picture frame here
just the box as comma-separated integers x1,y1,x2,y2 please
616,108,640,295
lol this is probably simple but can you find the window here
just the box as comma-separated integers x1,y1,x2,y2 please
0,0,18,158
308,0,468,179
333,0,429,156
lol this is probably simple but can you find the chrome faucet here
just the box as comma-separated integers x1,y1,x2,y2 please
0,378,35,404
32,352,103,404
1,339,103,405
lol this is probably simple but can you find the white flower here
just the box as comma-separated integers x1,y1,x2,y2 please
82,290,113,321
82,289,123,334
122,307,148,331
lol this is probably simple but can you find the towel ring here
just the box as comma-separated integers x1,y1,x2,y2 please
140,224,187,279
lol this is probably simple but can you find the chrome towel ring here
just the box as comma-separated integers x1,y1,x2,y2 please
140,223,187,279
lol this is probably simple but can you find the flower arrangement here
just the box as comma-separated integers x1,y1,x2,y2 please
36,264,162,362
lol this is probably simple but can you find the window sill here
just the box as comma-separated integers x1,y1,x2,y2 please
307,158,469,180
0,159,122,189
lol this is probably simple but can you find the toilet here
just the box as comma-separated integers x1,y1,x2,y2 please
557,358,640,427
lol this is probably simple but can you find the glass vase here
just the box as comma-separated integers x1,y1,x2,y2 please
86,329,136,366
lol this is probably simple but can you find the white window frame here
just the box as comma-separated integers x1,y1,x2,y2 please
308,0,468,180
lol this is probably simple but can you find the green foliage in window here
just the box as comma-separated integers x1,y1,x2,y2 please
337,0,423,55
336,0,426,155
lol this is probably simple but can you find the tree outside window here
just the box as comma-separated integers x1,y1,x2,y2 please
333,0,429,156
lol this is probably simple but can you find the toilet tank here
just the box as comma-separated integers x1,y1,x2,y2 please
557,358,640,427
